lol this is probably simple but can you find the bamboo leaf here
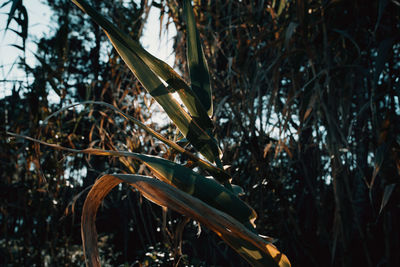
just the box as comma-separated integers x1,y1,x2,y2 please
81,174,290,267
183,0,213,116
45,101,230,183
71,0,219,162
83,148,256,230
70,0,213,131
6,132,254,229
106,33,220,162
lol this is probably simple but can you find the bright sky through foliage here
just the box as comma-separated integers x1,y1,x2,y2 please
0,0,53,98
0,1,176,101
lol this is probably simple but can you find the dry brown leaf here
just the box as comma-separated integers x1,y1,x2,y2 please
81,174,291,267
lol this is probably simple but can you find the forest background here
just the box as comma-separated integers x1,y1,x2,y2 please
1,0,399,266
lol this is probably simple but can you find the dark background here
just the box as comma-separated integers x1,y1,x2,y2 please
1,0,399,266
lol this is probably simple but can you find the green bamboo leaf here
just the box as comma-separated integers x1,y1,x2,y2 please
70,0,213,131
107,33,219,162
183,0,213,116
81,174,290,266
84,148,256,230
5,132,254,229
70,0,219,162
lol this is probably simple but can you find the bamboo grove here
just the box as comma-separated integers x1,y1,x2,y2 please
1,0,399,266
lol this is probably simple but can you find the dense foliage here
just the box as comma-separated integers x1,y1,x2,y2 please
1,0,399,266
164,0,400,265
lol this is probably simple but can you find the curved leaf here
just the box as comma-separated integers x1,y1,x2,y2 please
84,148,257,230
6,132,254,229
81,174,291,266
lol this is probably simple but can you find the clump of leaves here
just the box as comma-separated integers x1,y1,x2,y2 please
9,0,291,266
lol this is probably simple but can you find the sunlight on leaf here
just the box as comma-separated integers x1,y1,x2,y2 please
81,174,291,267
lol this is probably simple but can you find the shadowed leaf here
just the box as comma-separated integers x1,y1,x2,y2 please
183,0,213,117
379,184,396,214
6,132,255,229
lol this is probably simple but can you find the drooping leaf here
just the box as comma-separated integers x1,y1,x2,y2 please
85,148,256,230
70,0,213,131
81,174,290,266
6,132,254,229
183,0,213,117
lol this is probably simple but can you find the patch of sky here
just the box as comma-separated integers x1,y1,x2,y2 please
140,4,176,68
64,155,86,186
0,0,55,98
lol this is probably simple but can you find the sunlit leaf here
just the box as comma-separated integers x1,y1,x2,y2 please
81,174,290,266
103,33,220,163
70,0,213,131
6,132,255,229
84,149,256,230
